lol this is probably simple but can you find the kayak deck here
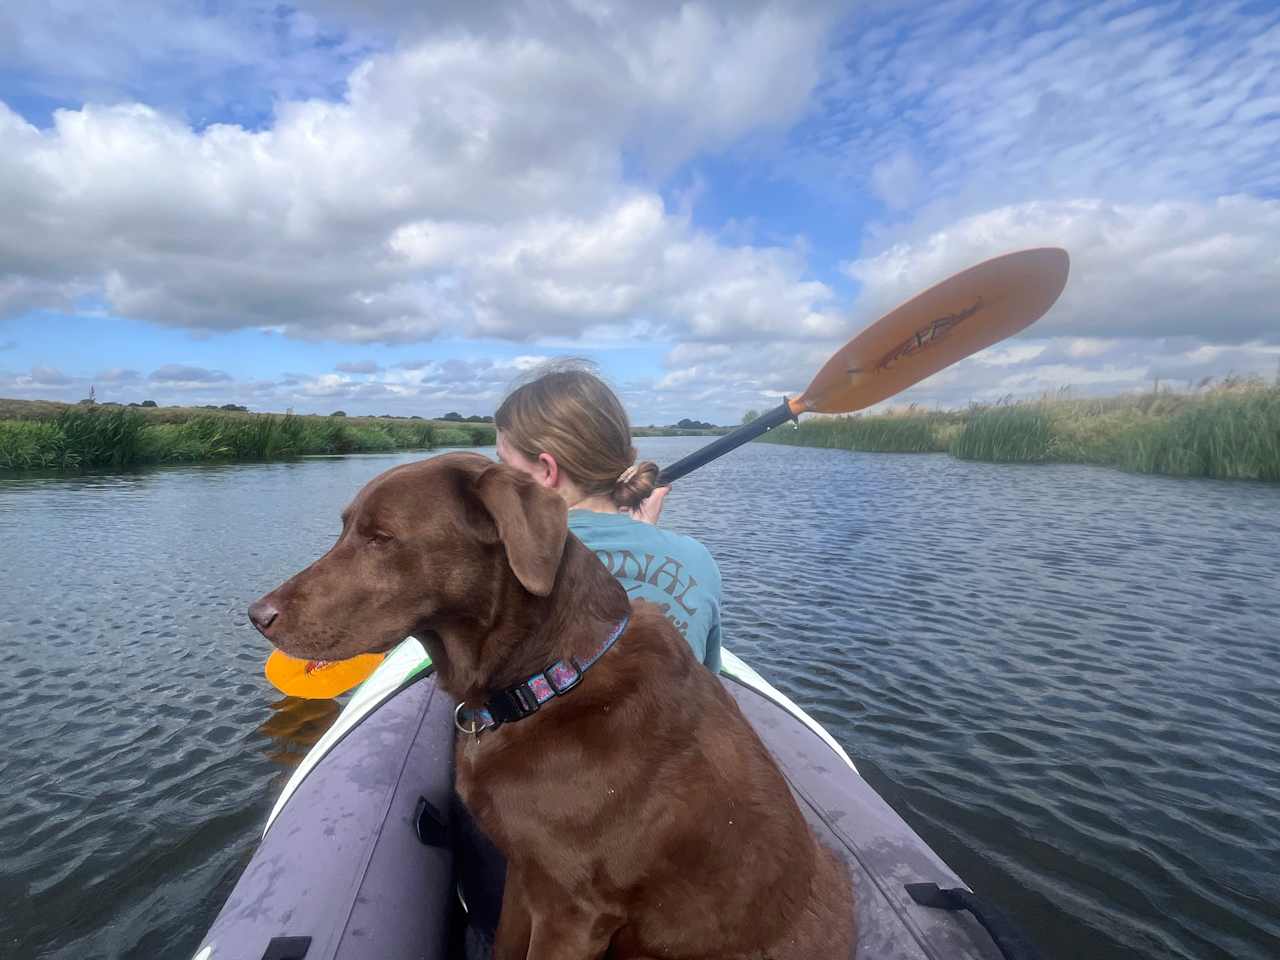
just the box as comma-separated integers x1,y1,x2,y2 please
196,647,1010,959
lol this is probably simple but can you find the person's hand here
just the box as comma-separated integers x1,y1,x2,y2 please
630,485,670,525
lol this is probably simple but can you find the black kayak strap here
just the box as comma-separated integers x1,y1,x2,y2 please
261,935,311,959
906,882,1042,960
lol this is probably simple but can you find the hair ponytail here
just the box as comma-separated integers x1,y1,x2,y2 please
613,460,659,510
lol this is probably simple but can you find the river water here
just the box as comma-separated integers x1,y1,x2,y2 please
2,437,1278,959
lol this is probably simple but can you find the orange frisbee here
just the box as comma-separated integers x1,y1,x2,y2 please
264,649,386,699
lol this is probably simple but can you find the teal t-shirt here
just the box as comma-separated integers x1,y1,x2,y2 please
568,510,722,673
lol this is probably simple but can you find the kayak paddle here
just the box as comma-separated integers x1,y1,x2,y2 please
657,246,1070,484
265,246,1069,698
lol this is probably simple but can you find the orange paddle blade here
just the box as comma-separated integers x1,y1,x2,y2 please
798,247,1070,414
264,649,386,699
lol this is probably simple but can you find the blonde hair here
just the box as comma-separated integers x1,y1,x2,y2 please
495,360,658,510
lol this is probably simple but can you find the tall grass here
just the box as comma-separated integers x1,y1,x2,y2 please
759,381,1280,482
1115,386,1280,481
950,405,1053,463
0,407,485,472
56,407,148,468
766,412,952,453
763,403,969,455
0,421,73,470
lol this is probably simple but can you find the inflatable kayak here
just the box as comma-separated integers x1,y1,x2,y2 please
194,641,1037,960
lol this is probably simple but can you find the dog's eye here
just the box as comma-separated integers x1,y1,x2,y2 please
369,530,395,545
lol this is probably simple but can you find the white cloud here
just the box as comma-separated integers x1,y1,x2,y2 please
1066,338,1111,359
0,2,839,347
870,148,920,211
97,367,144,383
0,1,380,125
802,0,1280,212
149,364,232,384
972,343,1047,366
845,197,1280,343
28,365,74,386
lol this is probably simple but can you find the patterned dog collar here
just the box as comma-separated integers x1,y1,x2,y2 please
455,614,630,739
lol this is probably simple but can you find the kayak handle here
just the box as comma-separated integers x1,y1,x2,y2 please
905,882,1043,960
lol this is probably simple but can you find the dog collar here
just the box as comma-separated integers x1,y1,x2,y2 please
454,614,630,738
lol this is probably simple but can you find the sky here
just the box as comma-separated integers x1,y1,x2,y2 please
0,0,1277,424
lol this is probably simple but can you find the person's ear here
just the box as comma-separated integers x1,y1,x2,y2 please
473,464,568,597
536,452,560,489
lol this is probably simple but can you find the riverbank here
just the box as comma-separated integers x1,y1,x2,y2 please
0,402,495,471
761,379,1280,482
0,399,732,471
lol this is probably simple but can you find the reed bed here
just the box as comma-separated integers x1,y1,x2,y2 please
0,405,496,472
951,406,1054,463
763,409,957,453
761,380,1280,482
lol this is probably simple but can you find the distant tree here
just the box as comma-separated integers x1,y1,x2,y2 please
220,403,248,412
140,399,157,407
331,410,347,417
410,415,423,420
742,409,759,424
442,411,463,421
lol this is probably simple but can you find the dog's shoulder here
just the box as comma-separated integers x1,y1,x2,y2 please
618,598,700,666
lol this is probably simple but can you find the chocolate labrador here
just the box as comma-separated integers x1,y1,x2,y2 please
250,452,854,959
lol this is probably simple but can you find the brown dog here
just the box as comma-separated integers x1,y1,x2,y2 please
250,452,854,959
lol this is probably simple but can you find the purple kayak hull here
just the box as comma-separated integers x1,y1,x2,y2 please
199,675,455,960
197,672,1009,960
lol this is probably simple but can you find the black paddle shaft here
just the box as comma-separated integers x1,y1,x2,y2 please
656,400,797,486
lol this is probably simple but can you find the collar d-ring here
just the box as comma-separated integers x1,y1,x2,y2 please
454,701,485,737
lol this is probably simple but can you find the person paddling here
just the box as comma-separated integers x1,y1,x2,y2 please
494,362,723,672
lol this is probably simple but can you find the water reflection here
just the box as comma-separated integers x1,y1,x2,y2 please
255,696,343,771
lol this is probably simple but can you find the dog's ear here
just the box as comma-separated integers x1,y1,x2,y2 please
473,464,568,597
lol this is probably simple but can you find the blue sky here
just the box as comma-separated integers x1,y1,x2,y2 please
1,0,1277,422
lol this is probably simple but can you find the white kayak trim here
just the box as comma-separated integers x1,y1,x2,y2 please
264,639,857,835
718,648,857,773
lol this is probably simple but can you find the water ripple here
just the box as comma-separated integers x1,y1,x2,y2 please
2,444,1278,959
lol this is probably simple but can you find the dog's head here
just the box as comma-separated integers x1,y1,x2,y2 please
248,452,570,665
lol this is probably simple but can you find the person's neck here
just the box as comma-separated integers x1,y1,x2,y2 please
568,493,619,514
556,480,618,515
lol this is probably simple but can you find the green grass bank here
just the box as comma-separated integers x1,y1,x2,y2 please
0,401,497,471
760,380,1280,482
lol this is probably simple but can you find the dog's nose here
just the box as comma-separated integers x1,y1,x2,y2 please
248,598,280,634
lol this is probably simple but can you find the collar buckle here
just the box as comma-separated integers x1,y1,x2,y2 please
460,614,630,740
488,682,541,724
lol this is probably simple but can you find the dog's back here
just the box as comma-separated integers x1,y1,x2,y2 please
459,595,855,960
